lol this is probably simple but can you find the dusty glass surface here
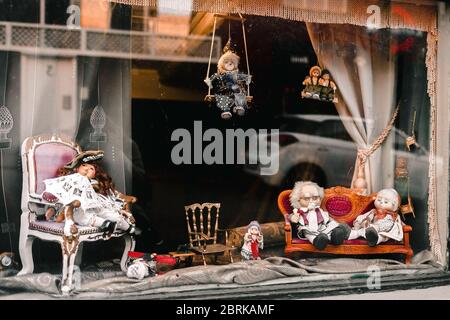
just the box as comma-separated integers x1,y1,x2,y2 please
0,0,437,281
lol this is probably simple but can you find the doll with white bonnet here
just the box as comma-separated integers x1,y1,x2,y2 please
348,188,404,246
241,220,264,260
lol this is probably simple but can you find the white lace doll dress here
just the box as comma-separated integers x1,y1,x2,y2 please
43,173,131,230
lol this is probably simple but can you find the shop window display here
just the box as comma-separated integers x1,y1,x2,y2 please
0,0,448,299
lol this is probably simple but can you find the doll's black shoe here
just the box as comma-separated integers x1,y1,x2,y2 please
100,220,117,237
330,224,351,245
365,227,379,247
313,233,329,250
126,225,136,235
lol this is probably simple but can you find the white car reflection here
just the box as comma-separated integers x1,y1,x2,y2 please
245,114,429,198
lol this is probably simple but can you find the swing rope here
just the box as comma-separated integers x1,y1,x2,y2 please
238,12,251,96
228,12,231,43
205,12,252,98
205,16,218,97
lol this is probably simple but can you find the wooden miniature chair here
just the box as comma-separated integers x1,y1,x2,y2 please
278,186,413,264
184,203,234,265
18,134,135,293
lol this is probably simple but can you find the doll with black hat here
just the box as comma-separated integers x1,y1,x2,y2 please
43,150,136,237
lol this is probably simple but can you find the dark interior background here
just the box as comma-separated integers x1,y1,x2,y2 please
129,15,431,255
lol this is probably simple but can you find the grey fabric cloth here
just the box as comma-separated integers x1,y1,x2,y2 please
0,252,440,298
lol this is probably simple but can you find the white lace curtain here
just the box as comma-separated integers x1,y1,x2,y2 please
306,23,397,194
19,56,132,193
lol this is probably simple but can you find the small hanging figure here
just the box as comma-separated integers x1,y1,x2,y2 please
241,220,264,260
204,45,252,120
301,65,322,100
318,69,338,103
301,66,338,103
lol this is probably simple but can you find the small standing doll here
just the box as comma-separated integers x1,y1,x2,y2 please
204,45,252,119
241,220,264,260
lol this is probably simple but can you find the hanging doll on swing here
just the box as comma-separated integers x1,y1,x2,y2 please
204,42,252,119
301,66,338,103
43,150,136,237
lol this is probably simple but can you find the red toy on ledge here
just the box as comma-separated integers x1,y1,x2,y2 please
126,251,178,279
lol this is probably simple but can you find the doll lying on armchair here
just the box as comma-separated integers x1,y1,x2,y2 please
43,150,137,236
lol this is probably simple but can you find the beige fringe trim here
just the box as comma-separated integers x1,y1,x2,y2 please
107,0,436,32
426,28,442,265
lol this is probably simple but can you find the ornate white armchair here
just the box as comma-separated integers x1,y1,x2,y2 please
18,134,135,293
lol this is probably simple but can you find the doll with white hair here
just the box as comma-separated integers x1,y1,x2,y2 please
348,188,404,246
289,181,351,250
204,45,252,119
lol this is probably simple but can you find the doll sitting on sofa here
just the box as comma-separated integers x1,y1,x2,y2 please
288,181,351,250
43,150,136,236
348,188,403,246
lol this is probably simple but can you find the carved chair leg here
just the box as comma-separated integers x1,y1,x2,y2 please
229,249,234,264
18,235,35,275
60,235,80,294
66,248,79,291
120,235,136,272
61,253,69,286
61,247,81,294
201,253,207,266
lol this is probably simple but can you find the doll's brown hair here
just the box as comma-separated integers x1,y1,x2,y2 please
57,162,115,196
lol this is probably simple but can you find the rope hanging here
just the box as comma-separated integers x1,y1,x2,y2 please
238,12,251,96
357,104,400,168
204,10,252,100
205,16,218,97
